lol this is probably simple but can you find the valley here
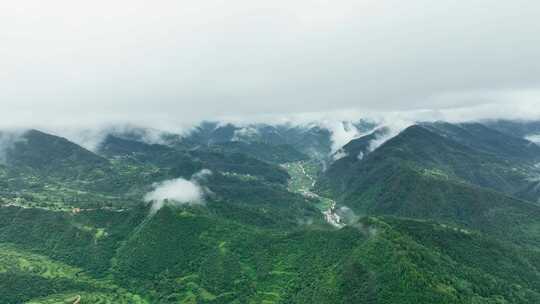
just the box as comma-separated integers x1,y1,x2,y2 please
3,3,540,302
1,121,540,303
282,161,343,227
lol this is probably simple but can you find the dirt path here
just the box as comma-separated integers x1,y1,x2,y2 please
72,295,81,304
298,163,317,188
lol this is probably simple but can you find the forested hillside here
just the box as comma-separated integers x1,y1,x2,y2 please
1,121,540,303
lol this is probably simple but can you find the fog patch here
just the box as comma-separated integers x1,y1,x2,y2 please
324,121,362,153
353,222,379,238
9,100,540,154
191,168,213,181
37,123,189,152
367,133,392,152
525,134,540,145
0,130,26,164
335,206,360,225
297,217,314,226
367,121,414,153
231,126,260,142
54,128,111,152
144,169,212,214
332,149,348,161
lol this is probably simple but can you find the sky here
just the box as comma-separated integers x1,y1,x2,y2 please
2,0,540,130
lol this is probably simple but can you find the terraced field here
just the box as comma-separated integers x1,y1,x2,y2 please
0,244,82,279
26,292,147,304
0,243,148,304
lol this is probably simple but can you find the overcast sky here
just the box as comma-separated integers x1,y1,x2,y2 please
2,0,540,129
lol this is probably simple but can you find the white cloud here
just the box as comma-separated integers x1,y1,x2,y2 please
232,127,260,142
332,149,348,161
324,121,361,153
144,169,212,214
191,168,213,181
40,123,189,152
526,134,540,144
366,123,414,153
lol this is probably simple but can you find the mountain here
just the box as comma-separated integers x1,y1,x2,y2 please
209,141,308,164
181,120,377,161
484,119,540,140
329,126,389,164
319,123,540,246
103,135,292,183
181,122,334,159
423,122,540,160
1,121,540,303
2,204,539,303
321,123,540,202
112,208,540,303
2,129,109,177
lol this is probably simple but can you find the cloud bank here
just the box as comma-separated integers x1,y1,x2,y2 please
1,1,540,130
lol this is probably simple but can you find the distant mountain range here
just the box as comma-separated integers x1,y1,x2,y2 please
1,119,540,303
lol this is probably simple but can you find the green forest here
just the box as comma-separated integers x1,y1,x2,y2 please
1,121,540,303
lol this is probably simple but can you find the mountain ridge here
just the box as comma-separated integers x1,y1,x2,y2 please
1,120,540,303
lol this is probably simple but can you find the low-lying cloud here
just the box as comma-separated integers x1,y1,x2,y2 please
366,123,414,153
46,124,186,152
0,130,26,164
526,134,540,145
144,169,212,214
324,121,365,154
